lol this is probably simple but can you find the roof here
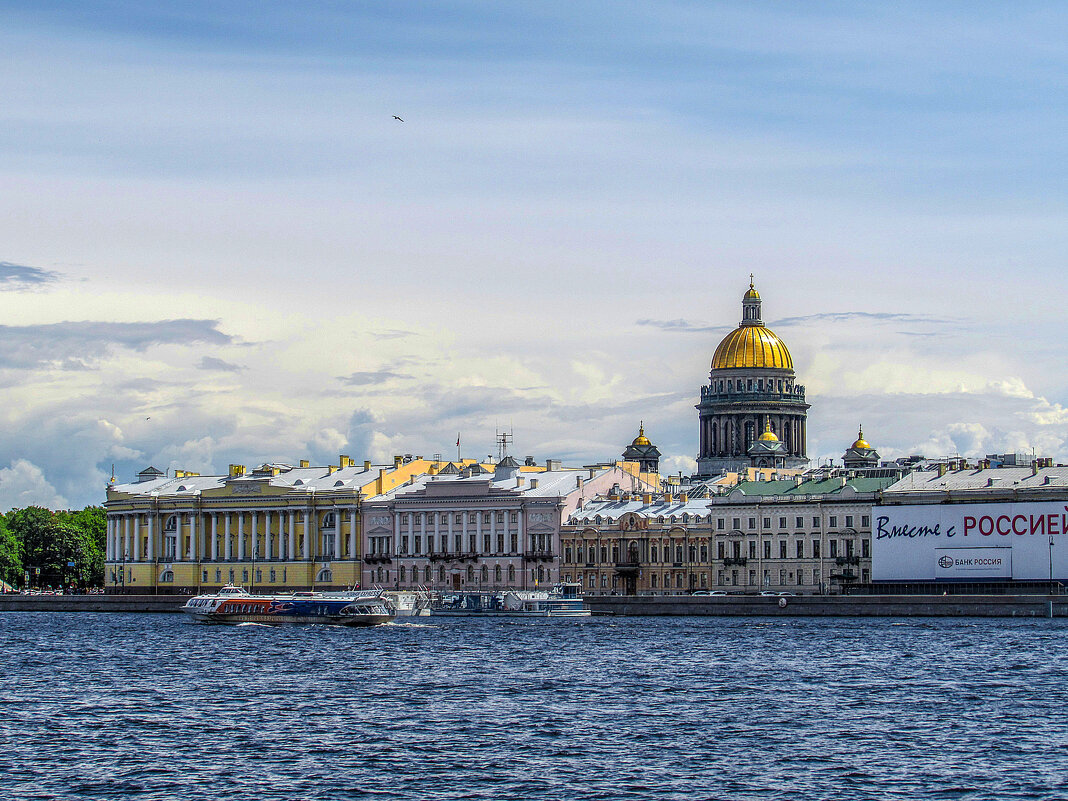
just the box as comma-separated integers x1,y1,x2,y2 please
711,323,793,371
883,467,1068,495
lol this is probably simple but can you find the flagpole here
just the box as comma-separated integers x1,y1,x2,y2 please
456,433,461,463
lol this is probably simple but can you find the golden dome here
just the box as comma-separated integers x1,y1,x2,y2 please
851,426,870,450
757,424,779,442
711,324,793,370
632,422,651,447
744,274,760,300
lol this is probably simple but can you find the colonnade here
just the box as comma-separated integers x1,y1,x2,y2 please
104,506,360,563
698,413,807,458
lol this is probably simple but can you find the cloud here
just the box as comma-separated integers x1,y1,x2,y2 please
0,261,62,291
770,311,954,327
0,319,232,370
197,356,246,372
370,330,417,341
338,370,411,386
636,318,725,334
0,459,70,510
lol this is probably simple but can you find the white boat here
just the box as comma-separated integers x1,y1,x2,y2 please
431,583,591,617
182,584,395,626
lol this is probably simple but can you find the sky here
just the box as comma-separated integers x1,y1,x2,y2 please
0,1,1065,510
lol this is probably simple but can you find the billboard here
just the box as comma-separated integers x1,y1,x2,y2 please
872,501,1068,581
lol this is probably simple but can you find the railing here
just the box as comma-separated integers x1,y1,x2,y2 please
699,385,807,402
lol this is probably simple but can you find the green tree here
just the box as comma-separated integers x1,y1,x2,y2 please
0,515,20,588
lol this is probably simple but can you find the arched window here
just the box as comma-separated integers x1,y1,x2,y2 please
494,565,502,582
159,569,174,583
508,565,515,581
466,566,474,582
651,574,658,588
437,567,445,582
165,515,177,532
315,568,332,583
322,512,336,529
399,565,406,582
481,565,488,582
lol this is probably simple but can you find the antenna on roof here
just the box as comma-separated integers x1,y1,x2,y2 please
495,426,514,462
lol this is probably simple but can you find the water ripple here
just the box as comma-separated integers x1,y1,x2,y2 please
1,613,1067,799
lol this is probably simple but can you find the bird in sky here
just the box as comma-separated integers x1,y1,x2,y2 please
393,115,404,122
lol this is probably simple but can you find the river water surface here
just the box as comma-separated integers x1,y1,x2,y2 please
1,613,1066,800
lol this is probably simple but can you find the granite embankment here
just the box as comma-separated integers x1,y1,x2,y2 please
584,593,1068,617
0,594,184,612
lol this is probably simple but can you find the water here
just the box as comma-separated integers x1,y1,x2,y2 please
2,614,1067,800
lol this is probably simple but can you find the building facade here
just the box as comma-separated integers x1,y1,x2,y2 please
361,460,654,592
103,455,452,593
563,473,896,595
696,281,809,476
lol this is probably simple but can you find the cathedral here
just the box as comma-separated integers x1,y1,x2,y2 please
695,280,810,475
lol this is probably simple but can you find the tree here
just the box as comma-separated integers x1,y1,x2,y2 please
0,516,20,588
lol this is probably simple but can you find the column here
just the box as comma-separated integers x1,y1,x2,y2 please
265,511,273,561
303,509,312,560
105,517,113,561
211,514,219,561
251,511,259,561
334,510,342,560
517,508,525,555
238,512,246,561
190,512,199,561
348,508,357,559
146,512,155,561
133,515,142,561
225,514,233,561
288,511,296,562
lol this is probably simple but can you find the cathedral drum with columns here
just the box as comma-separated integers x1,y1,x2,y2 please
696,281,810,476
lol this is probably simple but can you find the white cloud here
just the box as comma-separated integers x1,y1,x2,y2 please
0,459,69,510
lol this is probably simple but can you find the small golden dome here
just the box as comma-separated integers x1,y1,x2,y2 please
744,274,760,300
851,426,870,450
632,422,651,447
711,325,793,370
758,425,779,442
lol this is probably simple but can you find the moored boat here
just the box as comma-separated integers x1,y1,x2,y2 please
182,584,395,626
430,582,591,617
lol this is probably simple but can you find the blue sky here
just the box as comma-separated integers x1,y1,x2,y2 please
0,1,1065,508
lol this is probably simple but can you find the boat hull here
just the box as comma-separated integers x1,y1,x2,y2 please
182,586,396,626
187,611,394,626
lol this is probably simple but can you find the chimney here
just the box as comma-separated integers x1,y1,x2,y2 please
987,478,997,487
364,460,372,470
545,459,561,471
1032,461,1040,476
794,475,803,487
394,455,403,469
299,459,310,468
936,463,947,477
516,476,525,487
588,468,596,479
680,492,689,503
576,476,584,489
643,493,652,504
530,478,538,489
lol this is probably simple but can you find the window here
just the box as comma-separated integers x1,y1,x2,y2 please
481,565,489,582
845,515,854,528
483,513,491,524
813,569,820,586
455,514,462,524
862,539,870,558
779,517,787,529
700,573,708,587
467,566,474,582
732,541,741,559
601,574,608,588
676,574,683,588
813,541,821,558
496,513,504,524
565,547,572,563
651,574,658,588
469,513,476,524
215,569,221,582
764,518,771,528
323,513,336,529
650,546,658,562
748,518,756,529
675,546,683,563
846,540,855,557
829,540,838,557
717,519,725,530
779,569,786,586
508,565,515,581
494,565,502,582
269,569,276,582
796,541,804,559
829,516,838,528
242,569,249,582
602,546,609,563
763,541,771,559
414,536,421,554
717,542,725,559
749,541,757,559
700,545,708,562
165,515,177,532
796,516,804,528
510,512,518,523
749,570,756,585
400,566,406,582
779,541,787,559
511,534,518,552
812,517,820,527
861,515,870,528
732,518,740,530
469,535,476,552
440,514,448,525
424,566,431,582
483,534,491,552
202,570,208,582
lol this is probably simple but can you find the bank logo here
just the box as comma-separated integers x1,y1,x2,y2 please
938,555,954,569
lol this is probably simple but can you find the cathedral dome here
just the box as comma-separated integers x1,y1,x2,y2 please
711,325,794,370
710,279,794,371
851,426,870,450
757,427,779,442
631,423,651,447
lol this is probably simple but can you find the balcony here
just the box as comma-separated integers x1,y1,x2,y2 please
723,557,747,567
835,556,861,566
522,551,554,563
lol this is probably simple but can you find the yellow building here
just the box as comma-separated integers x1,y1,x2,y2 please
103,455,468,593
